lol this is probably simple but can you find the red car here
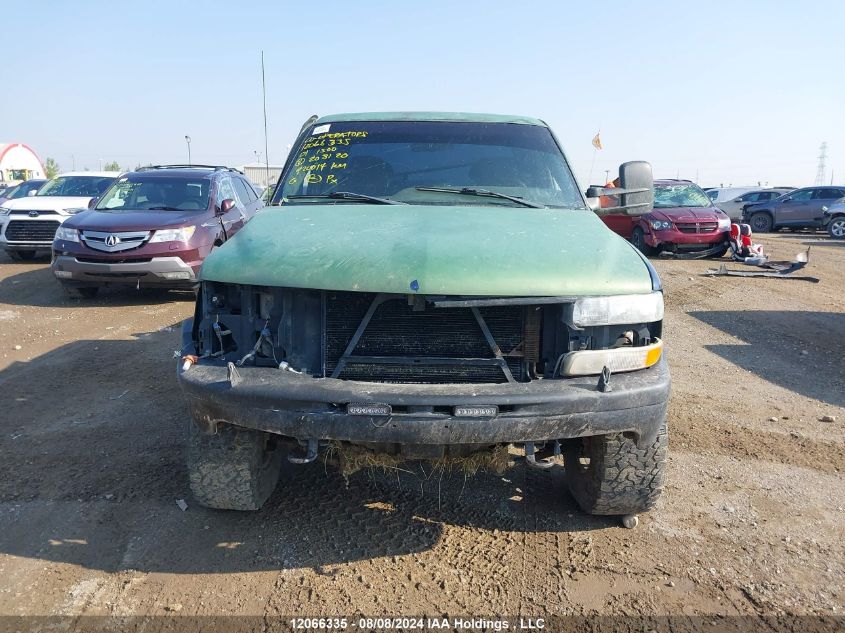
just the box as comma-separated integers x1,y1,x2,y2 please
602,179,731,257
51,165,264,298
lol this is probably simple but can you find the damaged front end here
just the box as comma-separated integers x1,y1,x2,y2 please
178,282,669,467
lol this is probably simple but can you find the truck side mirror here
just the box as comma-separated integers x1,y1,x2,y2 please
88,197,99,209
586,161,653,216
28,189,38,197
619,161,653,216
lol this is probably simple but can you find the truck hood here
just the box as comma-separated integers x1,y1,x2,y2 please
200,204,654,296
63,208,205,232
2,196,94,212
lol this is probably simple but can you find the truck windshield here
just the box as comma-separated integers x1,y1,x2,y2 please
96,176,210,211
275,120,585,209
653,183,712,208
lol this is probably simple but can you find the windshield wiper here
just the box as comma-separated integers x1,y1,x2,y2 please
146,206,184,211
415,186,545,209
286,191,405,205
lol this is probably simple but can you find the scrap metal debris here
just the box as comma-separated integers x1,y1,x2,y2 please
704,248,818,282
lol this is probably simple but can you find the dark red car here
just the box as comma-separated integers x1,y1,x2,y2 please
602,179,731,257
51,166,264,298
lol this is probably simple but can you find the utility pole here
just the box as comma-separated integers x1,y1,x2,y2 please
261,51,270,188
185,136,192,166
814,142,827,185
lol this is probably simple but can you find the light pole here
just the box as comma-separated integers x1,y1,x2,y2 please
185,135,192,166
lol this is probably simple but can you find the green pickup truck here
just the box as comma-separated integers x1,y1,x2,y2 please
178,112,668,525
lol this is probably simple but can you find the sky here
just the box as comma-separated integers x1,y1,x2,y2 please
3,0,844,188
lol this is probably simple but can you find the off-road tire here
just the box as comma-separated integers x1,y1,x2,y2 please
827,216,845,239
749,212,773,233
9,250,36,261
62,285,99,299
187,421,283,511
631,227,657,256
564,421,667,516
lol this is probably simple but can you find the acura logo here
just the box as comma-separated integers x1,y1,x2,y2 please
105,234,120,247
28,210,39,217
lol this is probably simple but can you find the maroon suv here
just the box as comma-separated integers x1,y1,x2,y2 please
52,166,263,297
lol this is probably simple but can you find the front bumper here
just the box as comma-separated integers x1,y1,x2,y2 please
52,254,197,286
177,355,671,448
646,226,729,250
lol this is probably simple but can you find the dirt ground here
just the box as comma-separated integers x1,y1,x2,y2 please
0,233,843,630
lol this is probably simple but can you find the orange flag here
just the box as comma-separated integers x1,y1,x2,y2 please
591,132,602,150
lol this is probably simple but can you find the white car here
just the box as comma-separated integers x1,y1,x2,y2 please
704,186,759,205
0,171,119,260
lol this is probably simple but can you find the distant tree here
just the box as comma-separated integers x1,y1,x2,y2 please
44,157,60,179
103,161,121,171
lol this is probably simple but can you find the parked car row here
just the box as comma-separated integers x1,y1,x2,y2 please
599,180,845,254
0,166,264,296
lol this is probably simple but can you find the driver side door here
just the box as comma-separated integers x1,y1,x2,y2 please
775,188,814,226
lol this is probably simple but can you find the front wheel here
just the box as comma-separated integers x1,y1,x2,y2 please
709,244,729,258
749,212,773,233
827,216,845,239
187,421,283,510
564,421,667,516
631,227,657,256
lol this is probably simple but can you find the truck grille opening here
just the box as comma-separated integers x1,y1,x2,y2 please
5,220,61,242
324,292,527,384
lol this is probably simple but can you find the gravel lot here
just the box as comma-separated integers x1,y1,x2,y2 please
0,233,842,630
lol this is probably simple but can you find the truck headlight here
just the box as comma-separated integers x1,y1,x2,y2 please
0,206,10,216
650,220,671,230
566,292,664,328
717,217,731,229
149,226,196,243
55,226,80,242
63,207,88,215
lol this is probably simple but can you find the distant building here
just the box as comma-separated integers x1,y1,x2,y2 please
240,163,283,188
0,143,45,184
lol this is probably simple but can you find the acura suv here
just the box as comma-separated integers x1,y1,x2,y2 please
52,165,263,298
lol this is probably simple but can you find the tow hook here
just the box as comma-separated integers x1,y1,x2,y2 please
597,366,612,392
288,438,319,464
525,440,559,470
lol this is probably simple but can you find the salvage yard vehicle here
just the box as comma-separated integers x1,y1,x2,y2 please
823,198,845,239
742,185,845,233
0,171,118,260
51,165,263,298
610,180,730,257
0,178,47,206
178,112,669,524
717,187,793,221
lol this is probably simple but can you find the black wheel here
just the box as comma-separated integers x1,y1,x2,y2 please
63,285,99,299
564,421,667,516
827,216,845,239
631,227,657,256
187,421,283,511
708,244,729,258
749,212,773,233
9,250,36,261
